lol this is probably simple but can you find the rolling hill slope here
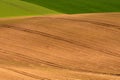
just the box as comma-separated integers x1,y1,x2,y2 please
0,13,120,80
0,0,120,17
23,0,120,14
0,0,59,18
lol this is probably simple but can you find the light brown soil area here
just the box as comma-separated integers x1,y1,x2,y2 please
0,13,120,80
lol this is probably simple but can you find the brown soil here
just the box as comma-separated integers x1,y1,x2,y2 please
0,13,120,80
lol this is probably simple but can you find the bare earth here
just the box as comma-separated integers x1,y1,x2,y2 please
0,13,120,80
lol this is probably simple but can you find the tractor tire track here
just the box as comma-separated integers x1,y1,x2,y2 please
0,15,120,79
30,17,120,30
0,48,120,77
0,48,68,69
55,17,120,29
1,24,120,58
0,66,51,80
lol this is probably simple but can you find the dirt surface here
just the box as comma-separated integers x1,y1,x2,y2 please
0,13,120,80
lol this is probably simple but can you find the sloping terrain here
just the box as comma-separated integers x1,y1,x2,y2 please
0,0,59,18
23,0,120,14
0,0,120,17
0,13,120,80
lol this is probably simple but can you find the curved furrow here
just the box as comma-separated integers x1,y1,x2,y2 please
0,66,51,80
0,13,120,80
30,17,120,30
1,24,120,58
0,48,120,77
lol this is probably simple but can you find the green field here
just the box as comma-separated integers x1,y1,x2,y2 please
0,0,120,17
0,0,59,18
